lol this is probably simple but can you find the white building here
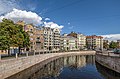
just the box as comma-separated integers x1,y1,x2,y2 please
61,34,78,51
53,27,61,51
77,33,86,50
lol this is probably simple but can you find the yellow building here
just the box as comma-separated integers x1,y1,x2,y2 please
86,35,103,50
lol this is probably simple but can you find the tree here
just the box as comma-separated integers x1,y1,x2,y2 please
109,41,118,49
0,19,30,53
103,42,109,49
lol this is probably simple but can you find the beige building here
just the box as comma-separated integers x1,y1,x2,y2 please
53,27,61,51
42,27,53,50
61,34,78,51
77,33,86,50
86,35,103,50
34,28,44,52
42,27,61,51
24,24,36,52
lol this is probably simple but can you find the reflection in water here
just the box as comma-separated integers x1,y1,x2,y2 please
7,55,120,79
29,55,91,79
96,61,120,79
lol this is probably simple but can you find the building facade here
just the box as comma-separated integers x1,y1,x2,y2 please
34,28,44,52
61,34,78,51
86,35,103,50
77,33,86,50
53,28,61,51
42,27,54,50
24,24,36,52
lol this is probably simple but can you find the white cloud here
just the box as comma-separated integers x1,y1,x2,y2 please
45,18,50,21
0,0,19,15
101,34,120,41
44,22,64,29
0,8,42,25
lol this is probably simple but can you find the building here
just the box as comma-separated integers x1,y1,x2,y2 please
68,36,78,50
16,21,25,31
53,27,61,51
77,33,86,50
60,34,69,51
67,32,77,38
61,34,78,51
42,27,54,50
117,40,120,48
34,28,44,52
24,24,36,52
17,21,37,52
86,35,103,50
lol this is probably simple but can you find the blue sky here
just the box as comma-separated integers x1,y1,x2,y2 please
0,0,120,36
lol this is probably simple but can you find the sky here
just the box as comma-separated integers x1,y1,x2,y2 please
0,0,120,40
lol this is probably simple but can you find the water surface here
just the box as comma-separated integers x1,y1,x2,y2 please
7,55,120,79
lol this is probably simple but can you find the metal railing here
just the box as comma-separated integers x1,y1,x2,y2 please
0,50,87,60
96,51,120,57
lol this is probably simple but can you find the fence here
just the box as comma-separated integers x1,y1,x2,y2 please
0,50,85,60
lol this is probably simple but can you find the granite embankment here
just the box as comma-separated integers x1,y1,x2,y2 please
0,51,95,79
96,53,120,74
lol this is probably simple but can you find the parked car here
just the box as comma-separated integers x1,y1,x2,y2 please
113,49,120,54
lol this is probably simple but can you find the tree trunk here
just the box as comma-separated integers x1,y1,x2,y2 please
19,47,21,54
8,47,10,56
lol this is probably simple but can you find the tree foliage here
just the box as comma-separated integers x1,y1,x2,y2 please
0,19,30,50
109,41,118,49
103,42,109,49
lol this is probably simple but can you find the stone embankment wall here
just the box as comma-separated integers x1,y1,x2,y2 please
0,51,95,79
96,54,120,73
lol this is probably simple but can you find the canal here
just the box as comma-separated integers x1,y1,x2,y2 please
7,55,120,79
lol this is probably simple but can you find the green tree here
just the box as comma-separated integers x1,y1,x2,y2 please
103,42,109,49
0,19,30,53
109,41,118,49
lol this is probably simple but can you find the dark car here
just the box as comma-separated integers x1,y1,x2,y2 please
113,49,120,54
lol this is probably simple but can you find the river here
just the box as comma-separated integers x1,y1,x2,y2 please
7,55,120,79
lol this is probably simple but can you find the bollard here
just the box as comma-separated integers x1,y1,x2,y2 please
16,53,18,59
34,51,35,55
26,52,28,57
108,52,110,56
0,54,1,60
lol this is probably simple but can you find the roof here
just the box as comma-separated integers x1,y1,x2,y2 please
86,35,103,38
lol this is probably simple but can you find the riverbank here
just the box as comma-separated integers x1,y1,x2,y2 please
0,51,95,79
96,53,120,74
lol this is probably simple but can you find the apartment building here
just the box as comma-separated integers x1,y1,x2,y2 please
42,27,54,50
86,35,103,50
60,34,69,51
24,24,36,52
77,33,86,50
61,34,78,51
53,27,61,51
34,28,44,52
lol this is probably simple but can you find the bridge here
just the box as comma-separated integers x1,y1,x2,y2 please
0,51,95,79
